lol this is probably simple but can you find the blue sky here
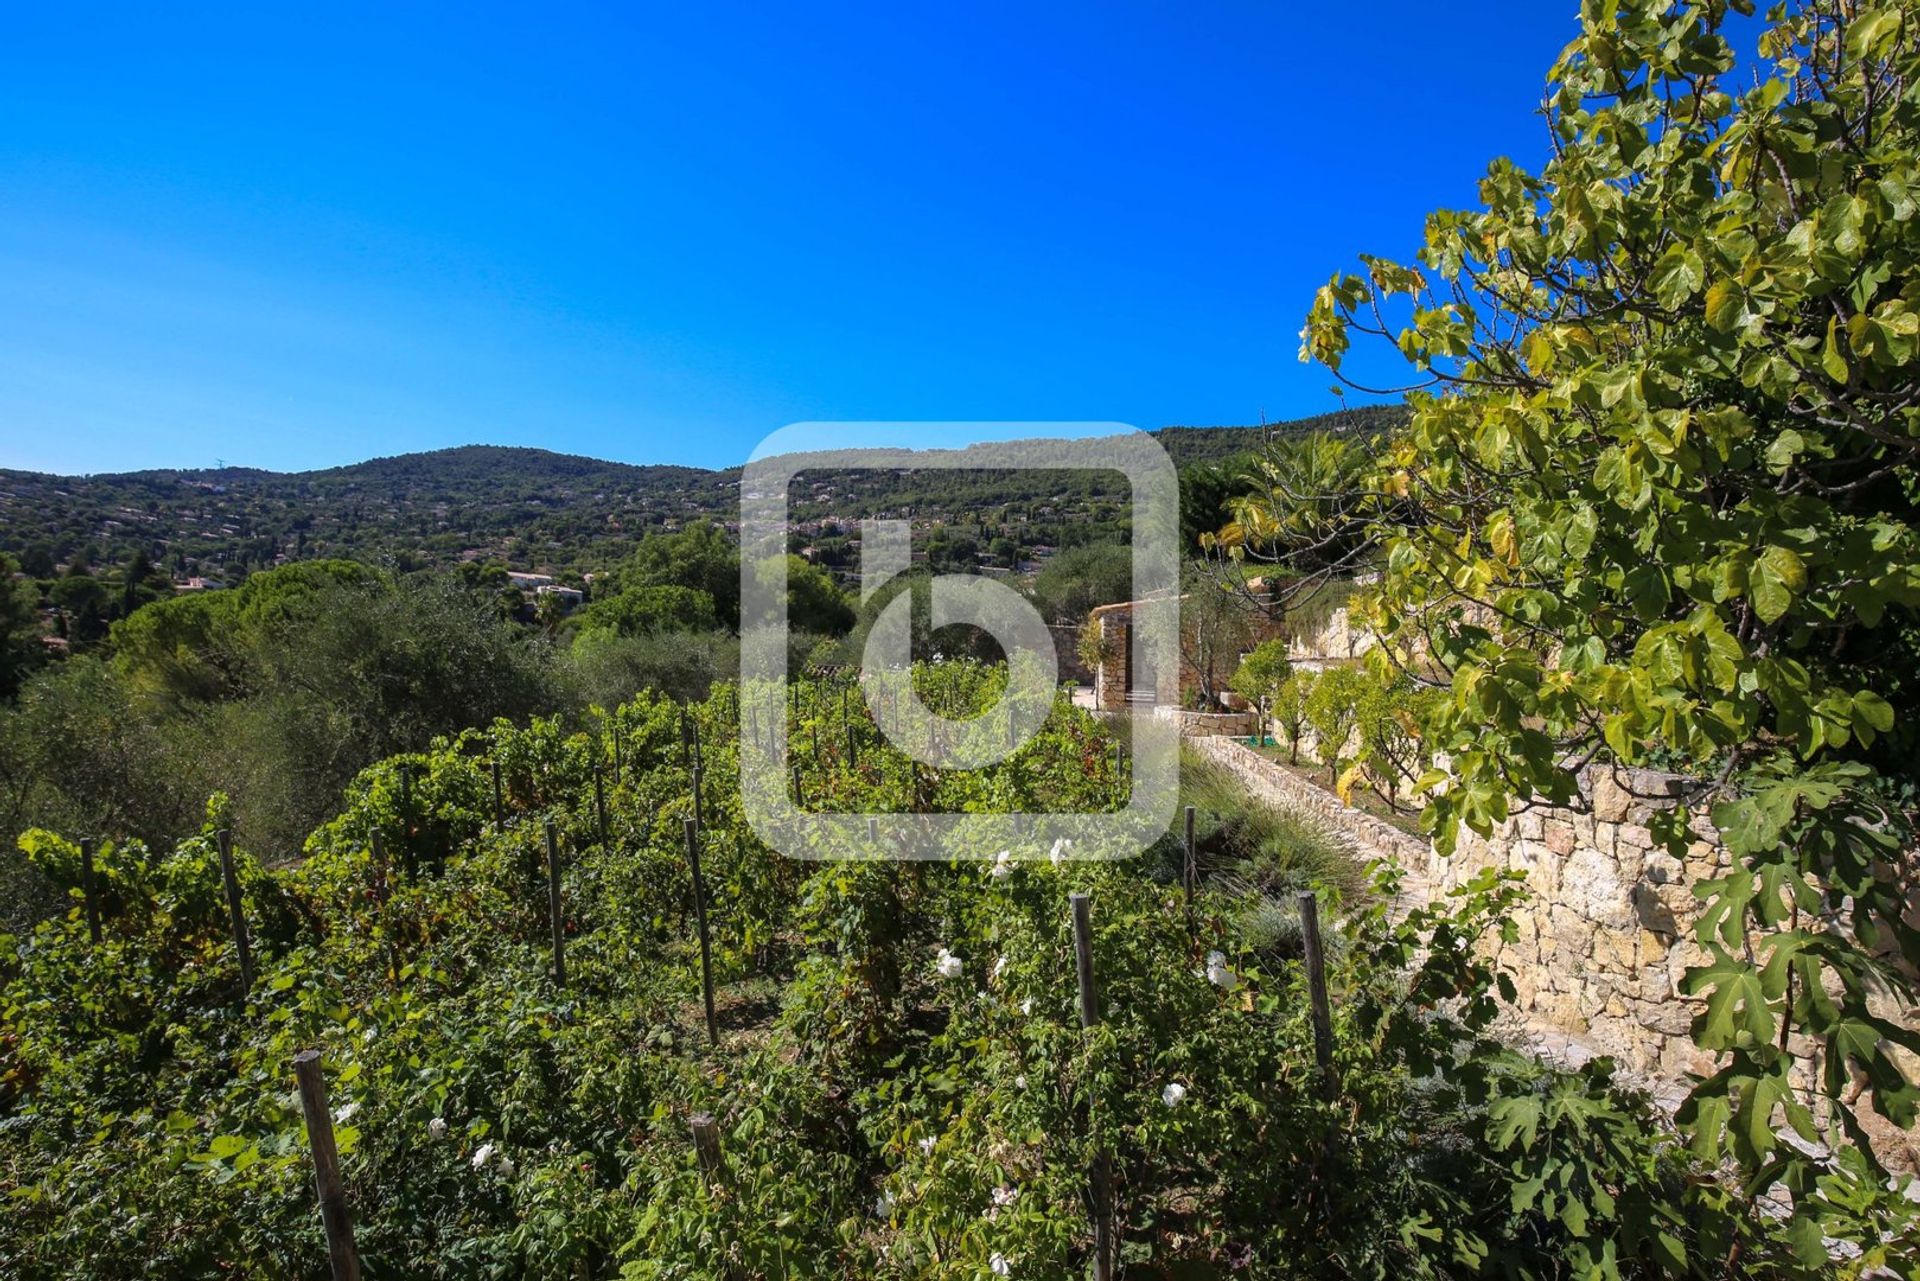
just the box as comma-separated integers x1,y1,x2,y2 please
0,3,1578,476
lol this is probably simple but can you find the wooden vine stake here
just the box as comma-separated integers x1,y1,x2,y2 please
688,1112,744,1281
1070,892,1115,1281
594,767,609,848
544,820,567,989
369,829,400,980
490,757,504,832
1071,893,1099,1028
685,817,719,1045
691,766,705,834
398,764,418,880
293,1050,362,1281
1295,890,1336,1095
1182,804,1198,943
216,828,254,992
690,1111,728,1183
80,836,101,945
369,829,387,897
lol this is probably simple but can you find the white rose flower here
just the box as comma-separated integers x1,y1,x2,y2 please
935,947,963,980
918,1135,936,1155
1014,1074,1027,1089
990,1252,1011,1276
428,1117,448,1140
471,1143,495,1170
992,956,1008,981
1205,950,1240,991
1161,1081,1188,1108
1019,997,1034,1016
332,1101,358,1125
875,1190,895,1217
991,1184,1018,1208
988,849,1014,880
1048,837,1070,867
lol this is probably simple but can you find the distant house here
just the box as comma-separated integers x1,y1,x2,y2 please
175,576,227,592
507,571,556,589
533,583,583,610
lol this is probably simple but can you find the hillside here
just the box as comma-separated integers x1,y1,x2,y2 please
0,445,735,578
0,410,1404,580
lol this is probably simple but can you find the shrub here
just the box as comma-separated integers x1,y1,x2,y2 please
1303,664,1369,782
1229,638,1291,739
1270,669,1316,764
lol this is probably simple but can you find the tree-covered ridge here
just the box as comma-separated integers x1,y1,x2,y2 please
0,445,737,582
1153,405,1407,465
0,423,1370,584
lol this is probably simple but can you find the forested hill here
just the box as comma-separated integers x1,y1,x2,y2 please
1152,405,1403,464
0,408,1401,578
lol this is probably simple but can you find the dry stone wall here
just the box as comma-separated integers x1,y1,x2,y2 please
1154,707,1258,738
1431,765,1725,1090
1285,603,1374,668
1189,736,1428,874
1190,736,1920,1168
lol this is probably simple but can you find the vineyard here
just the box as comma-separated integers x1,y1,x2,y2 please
0,663,1904,1278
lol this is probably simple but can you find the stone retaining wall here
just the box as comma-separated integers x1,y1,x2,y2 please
1189,734,1920,1167
1189,737,1430,897
1155,708,1258,738
1193,738,1719,1083
1432,766,1725,1087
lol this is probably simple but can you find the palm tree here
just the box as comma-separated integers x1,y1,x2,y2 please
1206,431,1377,575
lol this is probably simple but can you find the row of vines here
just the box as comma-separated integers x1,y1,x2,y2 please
1,662,1908,1277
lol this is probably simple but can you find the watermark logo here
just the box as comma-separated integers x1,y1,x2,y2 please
740,423,1179,861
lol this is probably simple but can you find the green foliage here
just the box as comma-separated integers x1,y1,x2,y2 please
0,670,1853,1276
779,556,855,637
1179,567,1262,707
1,572,563,858
1207,431,1383,578
1353,671,1441,809
110,559,386,703
1271,668,1316,764
1297,0,1920,1244
1027,543,1135,625
573,584,718,638
1171,746,1358,901
0,552,46,700
617,521,743,630
0,656,201,858
1304,664,1370,782
1229,637,1292,720
565,627,738,709
1179,456,1251,554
